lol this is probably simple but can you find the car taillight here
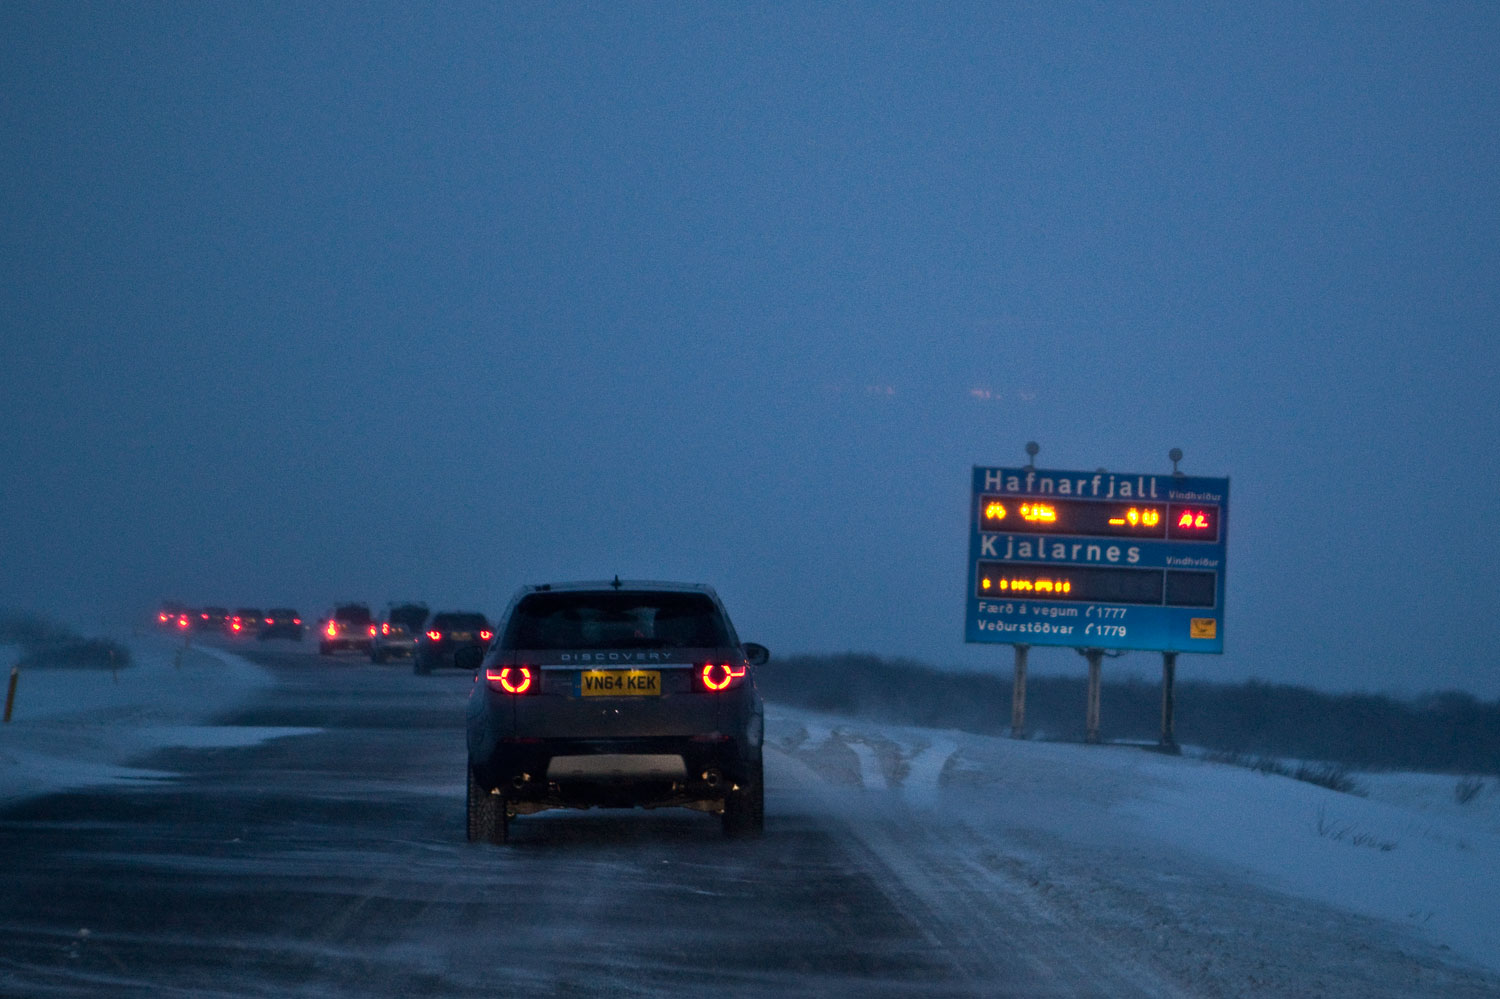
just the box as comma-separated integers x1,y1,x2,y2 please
326,621,338,637
265,617,274,625
293,618,301,625
158,613,169,622
479,630,493,641
427,630,442,641
231,619,242,633
485,666,534,694
381,622,390,636
699,662,747,691
368,624,377,637
176,615,190,629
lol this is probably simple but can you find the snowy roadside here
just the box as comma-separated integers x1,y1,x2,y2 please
767,703,1500,978
0,636,316,808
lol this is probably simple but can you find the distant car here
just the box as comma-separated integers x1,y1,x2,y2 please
413,611,492,675
259,608,305,641
370,603,428,663
155,601,187,629
318,603,374,655
228,608,263,637
463,580,767,844
196,606,231,634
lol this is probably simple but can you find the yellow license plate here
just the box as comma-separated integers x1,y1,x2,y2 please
580,670,661,697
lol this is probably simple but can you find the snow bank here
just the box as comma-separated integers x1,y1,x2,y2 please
0,637,316,807
1121,752,1500,974
767,704,1500,976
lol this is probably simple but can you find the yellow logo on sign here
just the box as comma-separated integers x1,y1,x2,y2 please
1190,618,1217,640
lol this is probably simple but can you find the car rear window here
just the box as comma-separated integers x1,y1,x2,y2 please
335,605,372,624
503,591,730,650
432,612,488,630
388,605,429,630
268,608,298,617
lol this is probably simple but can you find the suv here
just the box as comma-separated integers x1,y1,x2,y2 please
259,608,305,641
370,602,428,663
318,603,374,655
228,608,263,637
413,611,492,675
196,606,231,634
463,580,767,844
155,601,188,629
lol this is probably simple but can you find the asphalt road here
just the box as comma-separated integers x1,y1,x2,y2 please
2,644,1496,998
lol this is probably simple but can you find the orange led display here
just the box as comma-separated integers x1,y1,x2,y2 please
1108,507,1160,527
1020,503,1056,522
978,495,1216,541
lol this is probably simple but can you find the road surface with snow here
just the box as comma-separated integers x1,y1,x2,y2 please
1,638,1497,997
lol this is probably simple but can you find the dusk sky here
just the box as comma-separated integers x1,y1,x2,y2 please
3,4,1498,696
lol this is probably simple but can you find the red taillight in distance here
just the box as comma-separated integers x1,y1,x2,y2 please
325,620,338,638
176,615,190,630
479,630,493,641
485,666,534,695
368,624,377,637
264,617,274,626
231,618,243,633
699,662,747,691
426,630,442,641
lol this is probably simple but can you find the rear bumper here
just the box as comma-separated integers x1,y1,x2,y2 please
321,637,372,651
468,684,763,810
416,643,483,670
471,735,755,811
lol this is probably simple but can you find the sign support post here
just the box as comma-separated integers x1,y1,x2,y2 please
1084,649,1103,744
1159,652,1180,754
1010,644,1029,739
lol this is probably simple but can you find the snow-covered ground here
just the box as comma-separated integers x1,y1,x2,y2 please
2,638,1495,979
0,637,316,807
768,705,1500,977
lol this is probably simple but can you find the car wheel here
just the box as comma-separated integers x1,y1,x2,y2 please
722,757,764,839
467,766,508,844
370,647,385,664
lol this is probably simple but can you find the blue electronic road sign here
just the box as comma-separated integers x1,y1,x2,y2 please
965,466,1229,653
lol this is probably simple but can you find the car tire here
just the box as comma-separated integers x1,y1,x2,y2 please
371,647,385,664
722,757,765,839
467,766,508,844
